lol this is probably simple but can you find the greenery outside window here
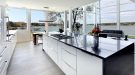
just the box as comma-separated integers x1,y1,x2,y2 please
6,8,27,30
31,10,45,33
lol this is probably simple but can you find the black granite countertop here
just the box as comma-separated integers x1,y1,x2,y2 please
48,32,134,59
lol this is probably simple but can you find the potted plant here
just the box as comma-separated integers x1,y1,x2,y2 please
91,25,101,50
92,25,101,36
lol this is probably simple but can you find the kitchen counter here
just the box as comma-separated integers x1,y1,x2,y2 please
0,30,17,75
49,32,134,59
7,30,17,40
43,32,134,75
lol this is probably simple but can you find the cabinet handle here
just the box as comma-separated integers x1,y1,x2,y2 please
0,57,3,62
0,61,8,74
63,60,76,71
64,49,76,56
0,46,7,56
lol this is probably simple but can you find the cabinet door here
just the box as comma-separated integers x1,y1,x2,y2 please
47,37,57,52
0,34,16,75
0,60,8,75
0,44,10,63
62,48,76,70
4,44,10,62
47,37,58,64
77,50,103,75
61,44,77,75
5,35,16,64
61,61,76,75
43,35,48,51
57,42,62,68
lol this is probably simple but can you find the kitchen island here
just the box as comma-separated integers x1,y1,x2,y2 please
43,32,134,75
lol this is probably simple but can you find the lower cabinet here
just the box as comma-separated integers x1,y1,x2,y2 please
43,35,103,75
44,36,58,64
77,50,103,75
43,35,48,51
0,34,17,75
61,44,77,75
0,60,8,75
61,61,76,75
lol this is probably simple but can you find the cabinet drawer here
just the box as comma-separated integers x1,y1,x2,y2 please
0,61,8,75
62,48,77,70
43,35,48,51
47,38,57,53
48,51,58,64
61,61,76,75
0,46,7,57
61,44,77,56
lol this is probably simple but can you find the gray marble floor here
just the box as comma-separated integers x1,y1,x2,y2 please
7,42,65,75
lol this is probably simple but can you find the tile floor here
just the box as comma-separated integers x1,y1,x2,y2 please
7,42,65,75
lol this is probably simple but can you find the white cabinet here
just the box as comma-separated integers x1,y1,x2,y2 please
0,33,16,75
61,44,77,69
6,34,16,63
45,37,58,64
57,42,62,68
0,46,8,75
43,35,48,51
77,50,103,75
0,60,8,75
43,36,103,75
60,43,77,75
61,61,76,75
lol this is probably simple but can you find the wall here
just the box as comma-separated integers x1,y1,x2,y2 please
16,30,32,43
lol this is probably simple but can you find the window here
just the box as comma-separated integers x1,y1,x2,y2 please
6,8,27,30
31,10,45,33
47,12,64,32
120,0,135,36
85,0,117,34
100,0,117,30
86,4,96,34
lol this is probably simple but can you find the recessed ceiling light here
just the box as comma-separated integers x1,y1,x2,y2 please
44,7,49,9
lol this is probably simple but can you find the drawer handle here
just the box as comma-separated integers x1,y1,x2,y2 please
0,46,7,56
63,60,76,71
0,57,3,62
64,49,76,56
0,61,8,74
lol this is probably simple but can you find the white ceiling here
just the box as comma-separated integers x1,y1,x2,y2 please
0,0,6,6
5,0,98,11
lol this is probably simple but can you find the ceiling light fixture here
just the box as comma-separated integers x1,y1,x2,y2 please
44,7,49,9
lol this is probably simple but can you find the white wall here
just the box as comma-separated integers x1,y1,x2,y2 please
16,30,32,43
